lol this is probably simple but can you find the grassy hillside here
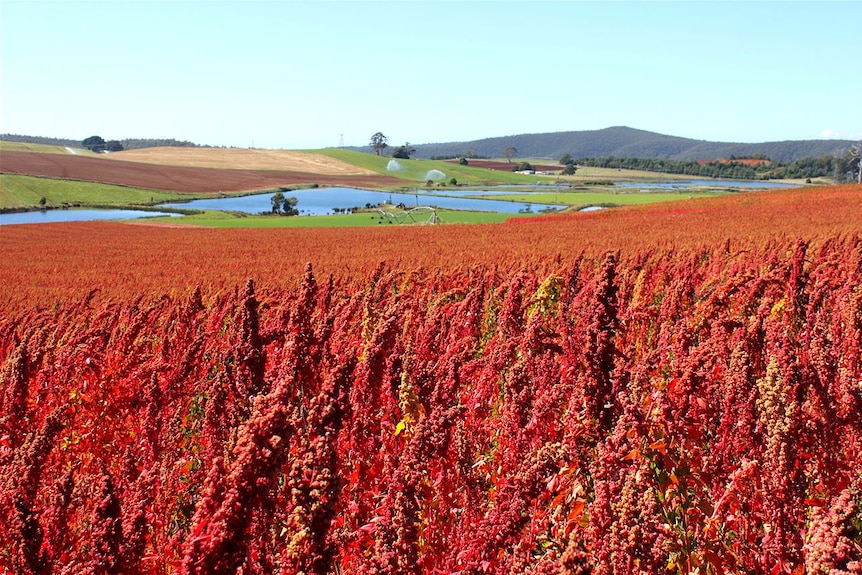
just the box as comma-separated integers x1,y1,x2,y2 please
0,174,202,210
0,141,89,155
0,134,82,149
317,149,554,186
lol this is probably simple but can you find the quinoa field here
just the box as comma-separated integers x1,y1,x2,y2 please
1,184,861,573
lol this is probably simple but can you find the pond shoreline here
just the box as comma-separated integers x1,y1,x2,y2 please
0,178,814,226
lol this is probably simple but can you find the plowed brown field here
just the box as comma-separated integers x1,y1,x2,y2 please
0,151,402,193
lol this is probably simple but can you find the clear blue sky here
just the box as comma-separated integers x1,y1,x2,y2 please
1,1,860,149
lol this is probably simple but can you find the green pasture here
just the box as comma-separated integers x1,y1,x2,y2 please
0,174,198,209
139,208,535,228
316,149,734,188
316,149,555,186
0,141,90,155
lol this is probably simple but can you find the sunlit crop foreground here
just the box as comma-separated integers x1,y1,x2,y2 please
1,184,860,573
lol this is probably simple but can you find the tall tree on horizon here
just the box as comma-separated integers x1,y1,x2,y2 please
502,146,517,163
370,132,389,156
82,135,106,153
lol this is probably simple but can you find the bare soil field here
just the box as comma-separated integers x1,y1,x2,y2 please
0,151,402,193
109,147,377,174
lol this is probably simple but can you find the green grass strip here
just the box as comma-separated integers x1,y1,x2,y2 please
0,174,217,210
139,208,537,228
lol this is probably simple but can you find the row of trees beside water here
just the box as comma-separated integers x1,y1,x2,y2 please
578,149,861,182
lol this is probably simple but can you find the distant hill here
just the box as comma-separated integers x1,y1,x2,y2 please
5,128,854,164
0,134,200,150
353,126,855,164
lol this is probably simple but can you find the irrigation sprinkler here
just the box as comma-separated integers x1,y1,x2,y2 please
375,206,440,225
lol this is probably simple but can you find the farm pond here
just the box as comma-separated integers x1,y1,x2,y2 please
0,188,559,225
156,187,563,216
0,208,181,226
614,179,799,190
0,179,798,225
155,179,798,216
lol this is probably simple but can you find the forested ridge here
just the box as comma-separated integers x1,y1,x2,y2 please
388,126,856,165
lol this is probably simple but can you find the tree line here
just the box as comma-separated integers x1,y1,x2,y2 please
1,133,200,151
577,151,861,182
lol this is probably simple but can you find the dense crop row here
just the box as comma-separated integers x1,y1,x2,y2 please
2,234,861,573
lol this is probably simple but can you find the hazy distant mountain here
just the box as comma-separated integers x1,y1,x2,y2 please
355,126,855,164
